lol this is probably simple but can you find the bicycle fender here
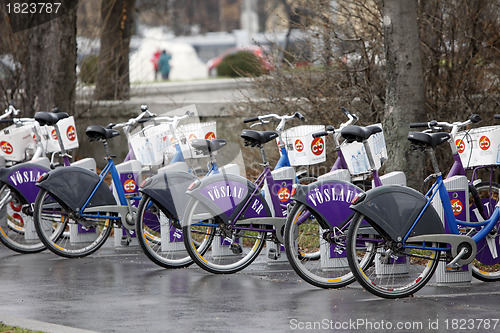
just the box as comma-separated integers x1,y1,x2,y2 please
350,185,445,241
0,163,50,204
139,170,198,221
36,166,116,212
185,173,272,224
291,179,364,229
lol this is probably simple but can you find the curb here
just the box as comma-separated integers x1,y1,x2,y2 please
0,314,99,333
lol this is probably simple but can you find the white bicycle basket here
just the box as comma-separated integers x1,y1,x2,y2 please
281,125,326,166
456,125,500,168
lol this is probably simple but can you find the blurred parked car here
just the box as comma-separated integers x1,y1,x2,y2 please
207,45,273,77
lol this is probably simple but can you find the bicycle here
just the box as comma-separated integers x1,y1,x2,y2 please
410,114,497,222
0,109,88,253
135,136,232,268
136,111,313,269
345,120,500,298
180,108,340,274
31,107,194,258
284,109,396,288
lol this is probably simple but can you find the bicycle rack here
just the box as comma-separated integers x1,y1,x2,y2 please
432,175,472,284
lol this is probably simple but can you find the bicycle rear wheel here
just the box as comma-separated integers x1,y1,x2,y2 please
346,213,440,299
0,183,45,253
33,189,112,258
284,203,361,288
182,197,266,274
136,194,193,268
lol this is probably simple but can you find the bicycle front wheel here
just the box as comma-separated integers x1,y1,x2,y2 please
136,194,193,268
0,183,45,253
33,189,112,258
346,213,440,299
182,197,266,274
284,203,358,288
470,181,500,281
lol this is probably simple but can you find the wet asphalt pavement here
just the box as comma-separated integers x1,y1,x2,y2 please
1,240,500,333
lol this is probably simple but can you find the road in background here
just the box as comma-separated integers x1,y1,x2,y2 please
1,242,500,332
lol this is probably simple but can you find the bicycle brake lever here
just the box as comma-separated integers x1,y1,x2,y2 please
250,120,268,128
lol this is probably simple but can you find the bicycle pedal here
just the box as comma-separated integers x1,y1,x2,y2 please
230,243,242,254
267,248,280,260
121,237,131,246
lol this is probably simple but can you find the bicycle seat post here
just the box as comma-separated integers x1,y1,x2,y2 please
260,145,269,166
102,140,112,160
427,147,442,176
362,140,376,170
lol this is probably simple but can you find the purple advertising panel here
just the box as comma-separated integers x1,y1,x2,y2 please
7,165,48,203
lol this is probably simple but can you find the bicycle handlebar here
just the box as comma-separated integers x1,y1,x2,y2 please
495,114,500,120
243,117,259,123
312,131,328,138
409,114,480,131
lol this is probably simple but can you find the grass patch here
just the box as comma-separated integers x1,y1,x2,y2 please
0,323,44,333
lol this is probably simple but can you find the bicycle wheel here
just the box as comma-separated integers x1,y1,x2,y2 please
33,188,112,258
136,194,193,268
346,212,440,299
0,183,45,253
285,203,362,288
182,197,266,274
469,181,500,281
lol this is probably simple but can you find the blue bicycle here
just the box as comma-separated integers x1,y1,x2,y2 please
346,126,500,298
31,109,195,258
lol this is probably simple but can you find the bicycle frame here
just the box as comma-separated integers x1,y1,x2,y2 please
402,174,500,253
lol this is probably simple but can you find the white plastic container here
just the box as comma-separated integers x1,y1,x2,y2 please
0,122,38,162
130,122,172,166
456,125,500,168
281,125,326,166
41,116,79,153
176,122,217,159
340,124,387,175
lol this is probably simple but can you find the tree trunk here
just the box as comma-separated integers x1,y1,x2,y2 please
24,2,78,116
382,0,426,190
95,0,136,101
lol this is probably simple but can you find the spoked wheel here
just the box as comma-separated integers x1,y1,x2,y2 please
33,189,112,258
136,194,194,268
468,182,500,281
284,203,362,288
182,197,266,274
0,184,46,253
346,213,440,299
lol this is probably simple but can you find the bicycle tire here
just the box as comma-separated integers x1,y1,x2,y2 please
0,183,46,253
136,194,194,269
284,203,361,288
182,197,266,274
469,181,500,281
346,212,440,299
33,188,112,258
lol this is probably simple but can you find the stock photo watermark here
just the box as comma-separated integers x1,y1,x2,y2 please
290,318,500,331
2,0,77,32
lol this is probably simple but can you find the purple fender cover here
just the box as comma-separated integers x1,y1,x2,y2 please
186,173,271,223
0,163,50,204
291,179,363,228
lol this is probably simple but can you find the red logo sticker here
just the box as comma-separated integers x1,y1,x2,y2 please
311,137,324,156
51,129,58,140
0,141,13,154
295,139,304,152
123,179,137,193
278,187,291,202
188,134,197,144
479,136,490,151
205,132,215,140
66,125,76,141
455,139,465,154
451,199,463,215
